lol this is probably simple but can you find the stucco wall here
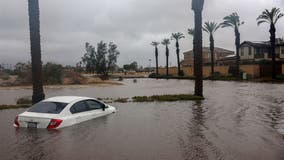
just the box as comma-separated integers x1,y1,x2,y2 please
158,66,229,77
158,67,179,76
158,64,261,78
240,64,260,78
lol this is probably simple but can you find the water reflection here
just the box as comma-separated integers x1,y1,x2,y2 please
13,129,61,160
179,101,207,160
265,99,284,135
179,101,223,160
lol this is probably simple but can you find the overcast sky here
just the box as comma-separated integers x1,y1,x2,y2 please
0,0,283,67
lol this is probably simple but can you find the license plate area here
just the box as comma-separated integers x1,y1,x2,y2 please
27,122,38,128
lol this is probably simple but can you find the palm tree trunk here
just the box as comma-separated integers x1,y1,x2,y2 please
194,10,203,97
270,23,276,79
210,34,214,77
176,41,181,76
28,0,45,104
166,46,169,76
235,28,240,78
155,47,159,75
193,38,196,77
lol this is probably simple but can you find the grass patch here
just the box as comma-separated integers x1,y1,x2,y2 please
16,97,32,105
132,94,204,102
0,104,30,110
114,98,129,103
132,96,154,102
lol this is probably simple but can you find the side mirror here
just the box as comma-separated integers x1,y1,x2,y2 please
102,104,106,111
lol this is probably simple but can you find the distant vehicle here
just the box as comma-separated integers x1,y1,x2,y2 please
14,96,116,129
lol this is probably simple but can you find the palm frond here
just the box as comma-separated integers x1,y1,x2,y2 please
203,21,220,34
187,28,195,36
221,12,243,29
220,22,234,28
161,39,170,45
257,20,268,25
257,7,283,25
171,32,185,40
151,41,160,46
274,13,284,24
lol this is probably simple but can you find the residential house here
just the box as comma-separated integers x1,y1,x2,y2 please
181,47,234,67
239,38,284,62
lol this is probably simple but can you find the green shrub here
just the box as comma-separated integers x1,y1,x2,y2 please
178,70,185,77
276,74,284,80
43,62,63,85
16,97,32,105
14,62,32,84
148,73,157,78
114,98,128,103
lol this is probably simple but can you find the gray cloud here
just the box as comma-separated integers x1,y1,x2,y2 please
0,0,283,67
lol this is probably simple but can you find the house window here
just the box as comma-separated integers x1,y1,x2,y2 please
255,48,264,58
281,46,284,54
255,48,259,54
248,47,252,55
241,48,244,56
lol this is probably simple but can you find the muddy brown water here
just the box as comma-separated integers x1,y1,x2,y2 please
0,79,283,160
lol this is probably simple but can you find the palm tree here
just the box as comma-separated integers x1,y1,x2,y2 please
161,39,170,76
28,0,45,104
203,22,220,77
192,0,204,97
151,41,160,75
171,32,185,76
188,28,196,77
221,12,244,77
188,28,195,36
257,8,284,79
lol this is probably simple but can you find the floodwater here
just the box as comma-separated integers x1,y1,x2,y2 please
0,79,284,160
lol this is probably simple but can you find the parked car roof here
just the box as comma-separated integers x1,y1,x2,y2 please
43,96,92,103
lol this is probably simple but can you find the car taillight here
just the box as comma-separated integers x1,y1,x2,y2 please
47,119,63,129
14,115,20,128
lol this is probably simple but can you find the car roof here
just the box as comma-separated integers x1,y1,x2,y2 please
43,96,94,103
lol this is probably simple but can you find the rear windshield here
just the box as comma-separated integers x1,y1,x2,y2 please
28,102,68,114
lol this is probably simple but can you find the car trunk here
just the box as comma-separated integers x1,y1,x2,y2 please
18,112,59,129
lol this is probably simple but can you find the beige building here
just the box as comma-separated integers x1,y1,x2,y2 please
181,47,234,67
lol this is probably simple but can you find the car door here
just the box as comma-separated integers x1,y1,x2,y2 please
69,101,89,124
85,100,107,119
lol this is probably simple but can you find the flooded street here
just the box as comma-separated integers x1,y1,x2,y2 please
0,79,284,160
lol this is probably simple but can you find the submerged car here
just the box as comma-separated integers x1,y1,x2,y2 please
14,96,116,129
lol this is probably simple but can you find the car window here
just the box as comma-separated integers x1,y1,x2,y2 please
28,102,67,114
70,101,89,114
85,100,104,110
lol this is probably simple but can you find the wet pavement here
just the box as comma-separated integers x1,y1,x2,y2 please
0,79,283,160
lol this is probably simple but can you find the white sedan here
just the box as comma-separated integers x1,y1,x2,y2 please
14,96,116,129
